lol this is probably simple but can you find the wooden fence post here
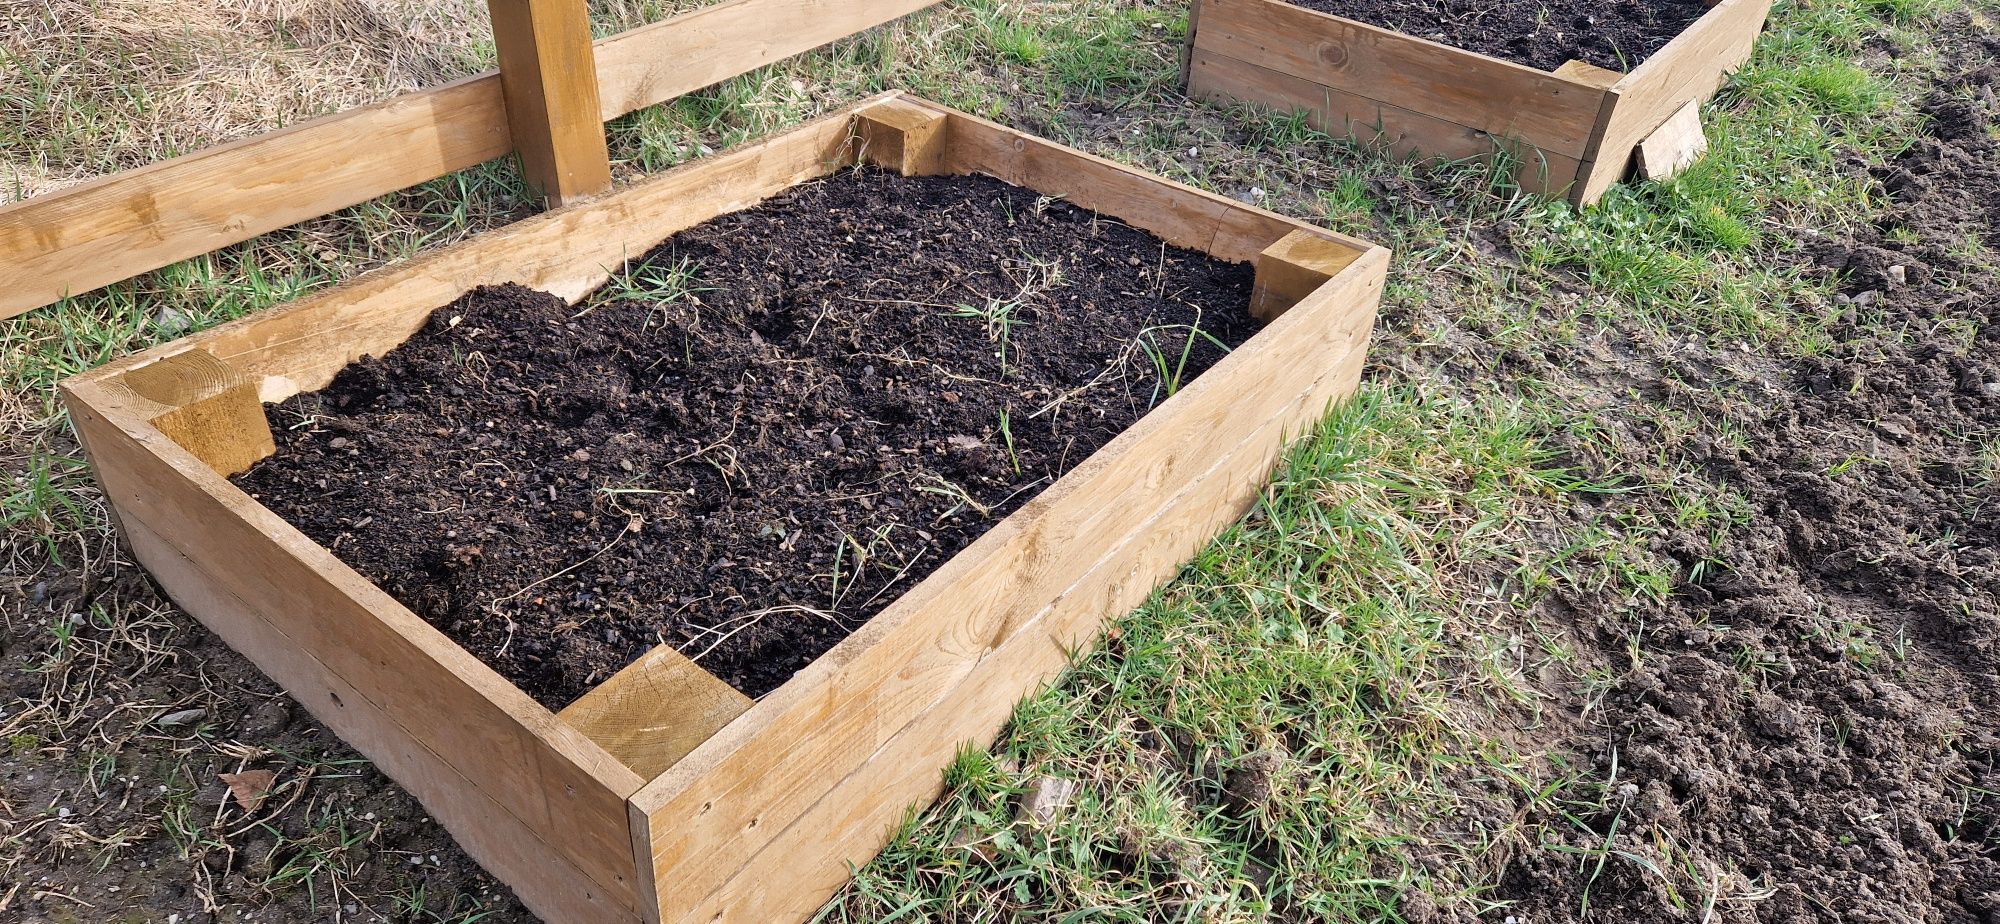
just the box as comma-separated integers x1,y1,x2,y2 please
488,0,613,207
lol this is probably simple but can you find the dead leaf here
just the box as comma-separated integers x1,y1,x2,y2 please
219,769,278,812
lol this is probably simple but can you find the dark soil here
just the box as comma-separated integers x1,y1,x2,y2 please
1286,0,1713,71
232,169,1258,708
1486,25,2000,923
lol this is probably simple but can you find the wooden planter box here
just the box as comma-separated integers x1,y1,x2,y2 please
1184,0,1774,203
61,95,1387,923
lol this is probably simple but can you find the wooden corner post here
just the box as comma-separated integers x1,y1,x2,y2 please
489,0,613,207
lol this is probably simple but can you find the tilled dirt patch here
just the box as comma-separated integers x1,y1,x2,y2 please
234,169,1258,707
1484,25,2000,924
1283,0,1712,71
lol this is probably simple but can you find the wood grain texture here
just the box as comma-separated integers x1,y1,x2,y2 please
1251,228,1364,320
0,0,946,320
1634,99,1708,180
942,106,1378,265
1192,0,1606,157
83,108,861,407
558,645,752,780
1572,0,1775,201
62,381,648,922
490,0,613,205
108,350,275,477
113,514,644,924
591,0,942,120
0,75,512,320
62,95,1390,924
856,99,952,176
1186,49,1585,196
628,102,1388,923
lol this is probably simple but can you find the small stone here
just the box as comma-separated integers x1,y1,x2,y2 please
1983,382,2000,398
1887,264,1907,285
154,708,207,728
1016,776,1078,826
1852,289,1881,307
328,436,353,450
152,307,192,335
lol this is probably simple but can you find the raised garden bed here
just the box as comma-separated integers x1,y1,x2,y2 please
1184,0,1775,203
60,94,1387,924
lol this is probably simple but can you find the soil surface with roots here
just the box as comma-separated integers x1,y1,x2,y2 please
234,169,1260,707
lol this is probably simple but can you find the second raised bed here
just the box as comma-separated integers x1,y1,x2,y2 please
1185,0,1775,203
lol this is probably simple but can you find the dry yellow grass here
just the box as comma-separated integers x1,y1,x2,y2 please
0,0,495,202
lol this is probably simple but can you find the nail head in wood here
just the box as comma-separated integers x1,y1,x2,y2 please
1250,229,1364,321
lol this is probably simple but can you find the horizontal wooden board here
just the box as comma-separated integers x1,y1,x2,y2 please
592,0,941,120
943,107,1375,265
116,516,643,924
66,390,646,920
1192,0,1606,157
0,0,946,320
0,76,512,321
88,108,860,404
657,256,1381,923
1187,49,1584,195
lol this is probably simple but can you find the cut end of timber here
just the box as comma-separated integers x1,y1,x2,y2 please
1635,99,1709,182
1250,229,1365,322
855,99,952,177
558,644,752,781
109,349,275,476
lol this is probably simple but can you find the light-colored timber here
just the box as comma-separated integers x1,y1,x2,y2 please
489,0,614,205
62,95,1389,924
0,0,950,320
1635,99,1709,181
1184,0,1775,203
559,646,753,780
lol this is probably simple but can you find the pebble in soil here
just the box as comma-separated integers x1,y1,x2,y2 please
234,168,1261,708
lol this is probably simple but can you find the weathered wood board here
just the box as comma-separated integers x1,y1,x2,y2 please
61,95,1389,924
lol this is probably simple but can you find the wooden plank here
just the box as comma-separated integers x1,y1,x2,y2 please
490,0,614,206
1193,0,1606,158
1572,0,1774,201
0,0,947,320
590,0,941,120
115,516,643,924
0,75,513,320
558,645,752,780
61,381,649,917
70,106,863,406
663,270,1376,923
939,105,1376,265
1187,49,1584,196
1634,99,1708,180
629,198,1385,921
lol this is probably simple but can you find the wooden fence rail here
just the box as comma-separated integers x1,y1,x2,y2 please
0,0,943,321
